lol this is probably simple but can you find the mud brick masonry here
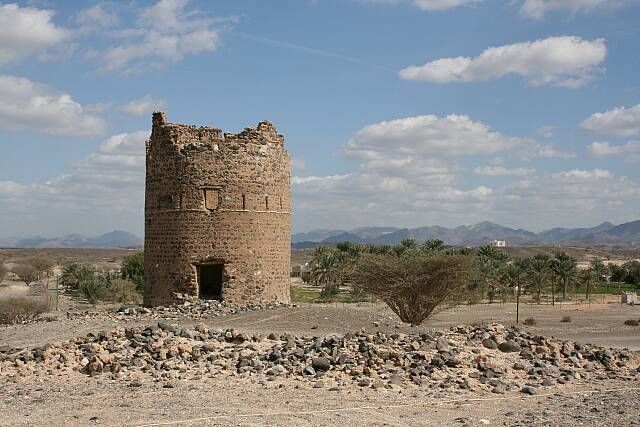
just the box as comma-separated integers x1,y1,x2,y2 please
144,112,291,306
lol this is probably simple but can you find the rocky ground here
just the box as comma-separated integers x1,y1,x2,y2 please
1,301,640,425
65,293,291,321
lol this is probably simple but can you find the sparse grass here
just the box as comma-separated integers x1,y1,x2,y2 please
561,316,572,323
290,285,355,304
0,298,48,325
524,317,537,326
290,285,321,303
624,319,639,326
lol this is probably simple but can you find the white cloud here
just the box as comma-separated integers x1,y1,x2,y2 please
399,36,606,88
74,4,118,32
293,164,640,232
360,0,480,11
587,140,640,158
495,169,640,228
0,75,107,136
345,114,524,160
120,95,167,116
520,0,640,20
474,166,534,176
579,104,640,137
0,3,70,64
0,131,148,236
517,142,576,160
537,126,554,138
101,0,224,74
413,0,480,10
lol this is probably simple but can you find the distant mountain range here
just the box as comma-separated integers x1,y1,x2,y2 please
292,220,640,248
0,230,143,249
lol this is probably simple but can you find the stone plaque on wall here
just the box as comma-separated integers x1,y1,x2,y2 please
204,189,219,210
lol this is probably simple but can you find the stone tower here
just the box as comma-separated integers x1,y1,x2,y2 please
143,112,291,306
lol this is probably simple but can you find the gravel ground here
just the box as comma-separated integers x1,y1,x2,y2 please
1,375,638,426
2,302,640,426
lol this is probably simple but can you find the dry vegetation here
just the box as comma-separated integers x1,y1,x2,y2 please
0,298,48,325
351,253,475,324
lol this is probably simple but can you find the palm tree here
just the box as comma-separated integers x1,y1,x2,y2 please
498,259,526,321
310,249,343,286
553,252,577,301
59,264,95,291
578,269,596,307
424,239,444,252
590,259,608,291
527,254,551,303
477,246,509,304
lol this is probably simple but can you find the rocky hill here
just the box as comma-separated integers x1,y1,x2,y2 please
293,220,640,248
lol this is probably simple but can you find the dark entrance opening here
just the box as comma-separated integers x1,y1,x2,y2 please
197,264,223,300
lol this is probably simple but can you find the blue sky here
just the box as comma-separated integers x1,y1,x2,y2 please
1,0,639,237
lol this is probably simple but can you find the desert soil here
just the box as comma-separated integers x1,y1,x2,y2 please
1,301,640,426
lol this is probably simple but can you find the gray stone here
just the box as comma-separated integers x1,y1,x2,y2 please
498,340,522,353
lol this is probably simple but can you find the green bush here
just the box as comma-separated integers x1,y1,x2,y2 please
561,316,572,323
107,278,141,304
624,319,639,326
78,278,108,305
0,298,48,325
319,284,339,303
121,252,144,292
59,264,95,291
524,317,537,326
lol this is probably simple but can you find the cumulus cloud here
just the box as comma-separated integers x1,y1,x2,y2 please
0,131,148,236
101,0,226,74
345,114,524,160
0,3,70,64
519,0,640,20
0,75,107,136
120,95,168,116
399,36,606,88
294,164,640,231
497,169,640,228
474,166,534,176
291,112,638,232
587,140,640,159
579,104,640,137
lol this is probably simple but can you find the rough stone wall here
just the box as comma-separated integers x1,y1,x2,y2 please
144,112,291,306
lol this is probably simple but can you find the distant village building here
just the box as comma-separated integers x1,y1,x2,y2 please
489,240,506,247
291,263,310,278
621,292,637,305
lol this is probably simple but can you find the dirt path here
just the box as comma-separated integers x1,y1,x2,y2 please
1,374,638,426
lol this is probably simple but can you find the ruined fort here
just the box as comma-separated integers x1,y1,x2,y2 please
143,112,291,307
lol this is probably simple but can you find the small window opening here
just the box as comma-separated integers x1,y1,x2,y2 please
242,194,246,210
279,197,283,210
265,195,269,210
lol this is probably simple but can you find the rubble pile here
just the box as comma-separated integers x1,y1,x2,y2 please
65,293,291,321
1,323,638,393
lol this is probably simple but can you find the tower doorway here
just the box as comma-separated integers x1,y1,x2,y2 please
197,264,223,300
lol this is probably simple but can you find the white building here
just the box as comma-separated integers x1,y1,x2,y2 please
489,240,506,247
